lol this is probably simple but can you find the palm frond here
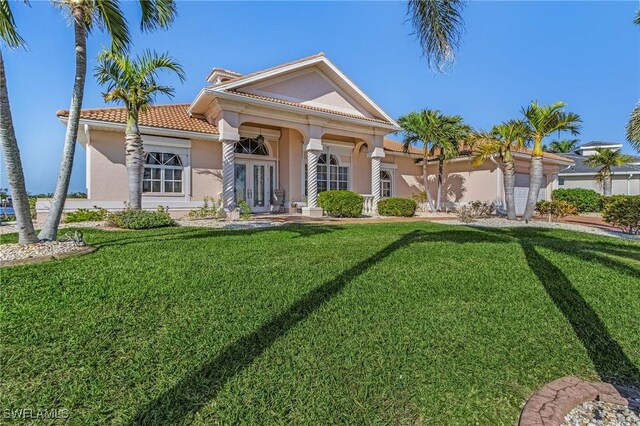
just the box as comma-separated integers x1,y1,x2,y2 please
627,103,640,152
584,148,635,180
407,0,465,72
635,9,640,25
0,0,28,49
471,140,502,168
135,49,185,84
139,0,177,31
93,0,130,52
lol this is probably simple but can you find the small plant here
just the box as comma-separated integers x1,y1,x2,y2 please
188,197,222,220
59,230,86,246
456,205,476,223
107,209,175,229
535,200,577,222
63,207,108,223
377,197,418,217
602,197,640,235
552,188,602,212
455,201,495,223
318,190,363,218
238,200,251,220
411,191,428,212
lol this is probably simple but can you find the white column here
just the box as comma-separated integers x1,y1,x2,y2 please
369,147,385,212
222,140,236,209
307,149,320,208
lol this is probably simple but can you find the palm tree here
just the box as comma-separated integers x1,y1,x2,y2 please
407,0,465,71
545,138,579,153
469,120,530,220
0,1,38,244
521,101,581,221
584,148,635,196
431,115,470,210
628,11,640,152
398,109,468,212
39,0,177,241
95,50,185,209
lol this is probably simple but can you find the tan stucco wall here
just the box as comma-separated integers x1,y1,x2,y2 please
191,139,222,200
89,130,128,202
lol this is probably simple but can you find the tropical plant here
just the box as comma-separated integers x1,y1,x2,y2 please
520,101,581,221
407,0,465,71
0,2,38,244
602,197,640,235
628,12,640,152
398,109,469,212
95,49,184,210
584,148,635,196
535,200,577,223
39,0,177,241
469,119,530,220
545,138,579,153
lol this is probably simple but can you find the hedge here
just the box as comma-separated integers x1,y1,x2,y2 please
377,197,417,217
602,197,640,235
552,188,602,212
317,190,363,218
107,209,175,229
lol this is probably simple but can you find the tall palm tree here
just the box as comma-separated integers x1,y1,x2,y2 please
0,1,38,244
584,148,635,196
521,101,581,221
469,120,530,220
407,0,465,71
398,109,468,212
545,138,579,153
431,115,470,210
39,0,177,241
95,49,184,209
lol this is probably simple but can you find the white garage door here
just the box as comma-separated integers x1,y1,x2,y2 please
514,173,546,216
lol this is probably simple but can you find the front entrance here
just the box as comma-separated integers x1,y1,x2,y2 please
234,161,274,213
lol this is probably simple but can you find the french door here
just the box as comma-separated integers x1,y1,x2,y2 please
234,161,274,213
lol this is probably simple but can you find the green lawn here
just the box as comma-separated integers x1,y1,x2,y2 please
1,222,639,425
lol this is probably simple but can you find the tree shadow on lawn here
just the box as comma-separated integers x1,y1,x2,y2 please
476,226,640,386
92,223,342,250
130,228,506,425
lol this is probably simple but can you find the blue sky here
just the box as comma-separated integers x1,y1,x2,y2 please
2,0,639,194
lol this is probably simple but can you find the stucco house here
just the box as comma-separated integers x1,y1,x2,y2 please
557,141,640,196
40,53,573,219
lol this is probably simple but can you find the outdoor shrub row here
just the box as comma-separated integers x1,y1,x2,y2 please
64,207,107,223
318,190,363,218
107,208,175,229
552,188,602,212
377,197,417,217
602,196,640,235
535,200,577,222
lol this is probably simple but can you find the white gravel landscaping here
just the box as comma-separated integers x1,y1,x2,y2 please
175,219,283,229
441,217,640,241
0,241,93,265
562,400,640,426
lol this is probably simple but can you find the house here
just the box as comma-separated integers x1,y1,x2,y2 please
40,53,573,219
558,141,640,195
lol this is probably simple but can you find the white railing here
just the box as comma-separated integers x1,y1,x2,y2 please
361,194,375,215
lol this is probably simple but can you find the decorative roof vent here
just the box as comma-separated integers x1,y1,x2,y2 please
206,68,242,85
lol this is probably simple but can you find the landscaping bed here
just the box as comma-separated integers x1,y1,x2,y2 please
1,222,639,424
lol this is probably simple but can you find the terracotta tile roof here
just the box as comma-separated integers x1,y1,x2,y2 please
56,104,219,135
383,139,423,155
225,89,394,125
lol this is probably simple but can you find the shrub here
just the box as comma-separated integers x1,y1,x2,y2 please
601,195,640,210
552,188,602,212
107,208,175,229
535,200,577,222
318,190,363,218
377,197,417,217
455,201,495,223
188,197,222,220
238,200,251,220
602,197,640,235
64,207,107,223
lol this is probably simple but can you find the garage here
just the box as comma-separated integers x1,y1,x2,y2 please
514,173,546,215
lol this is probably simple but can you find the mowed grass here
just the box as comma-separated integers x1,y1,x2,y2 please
1,222,639,425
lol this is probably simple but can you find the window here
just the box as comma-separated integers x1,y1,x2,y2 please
380,170,392,198
558,178,565,186
305,153,349,195
235,137,269,156
143,152,184,193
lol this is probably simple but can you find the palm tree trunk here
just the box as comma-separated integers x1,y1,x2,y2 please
523,155,543,221
503,159,516,220
436,155,444,211
0,51,38,244
39,6,86,240
603,175,612,196
422,157,435,212
126,111,144,210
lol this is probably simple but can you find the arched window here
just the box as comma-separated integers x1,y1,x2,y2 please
235,137,269,156
304,153,349,195
380,170,392,198
143,152,184,193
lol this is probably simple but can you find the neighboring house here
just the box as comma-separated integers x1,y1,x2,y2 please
39,53,572,219
558,141,640,196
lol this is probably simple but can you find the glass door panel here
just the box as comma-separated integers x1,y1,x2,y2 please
234,164,247,205
253,165,265,207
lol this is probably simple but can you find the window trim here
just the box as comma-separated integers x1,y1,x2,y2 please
142,142,191,200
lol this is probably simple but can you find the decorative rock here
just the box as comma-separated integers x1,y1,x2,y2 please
562,400,640,425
